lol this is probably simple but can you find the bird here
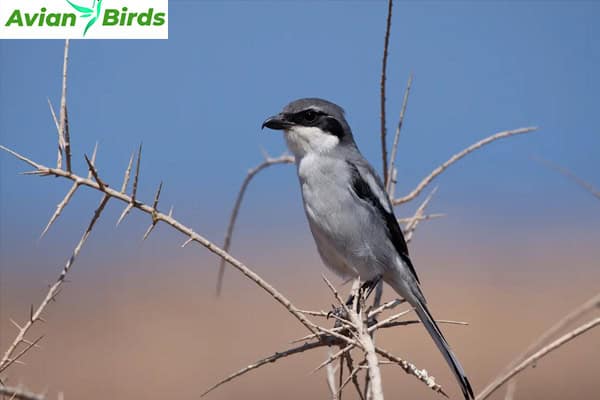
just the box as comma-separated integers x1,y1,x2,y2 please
262,98,474,400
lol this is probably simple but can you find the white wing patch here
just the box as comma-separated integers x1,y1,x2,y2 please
363,170,392,213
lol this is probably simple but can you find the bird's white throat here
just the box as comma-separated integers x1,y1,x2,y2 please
284,126,339,159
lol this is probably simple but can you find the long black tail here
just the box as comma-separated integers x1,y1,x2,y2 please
413,298,474,399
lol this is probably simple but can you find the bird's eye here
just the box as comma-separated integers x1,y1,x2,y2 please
303,110,317,122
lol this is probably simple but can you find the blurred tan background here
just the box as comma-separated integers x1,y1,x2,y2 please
2,219,599,400
1,2,600,399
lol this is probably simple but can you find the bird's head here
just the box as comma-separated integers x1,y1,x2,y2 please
262,98,355,158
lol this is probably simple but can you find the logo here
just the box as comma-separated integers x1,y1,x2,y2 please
66,0,102,36
0,0,168,39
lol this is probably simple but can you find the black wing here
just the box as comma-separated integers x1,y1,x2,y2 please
347,161,420,284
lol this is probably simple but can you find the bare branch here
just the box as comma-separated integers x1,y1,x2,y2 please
0,145,319,336
368,309,411,333
375,346,448,397
0,194,109,374
368,298,405,319
500,292,600,395
393,127,538,205
342,355,365,400
534,157,600,200
58,40,71,173
325,349,340,400
312,344,355,374
322,275,350,314
216,153,294,296
200,340,325,397
476,317,600,400
379,0,393,184
377,319,468,331
344,279,383,400
397,213,445,224
0,336,43,375
386,73,413,193
404,186,438,243
0,385,45,400
0,146,43,170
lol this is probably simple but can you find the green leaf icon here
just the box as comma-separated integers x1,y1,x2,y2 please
83,15,98,36
65,0,103,37
66,0,92,14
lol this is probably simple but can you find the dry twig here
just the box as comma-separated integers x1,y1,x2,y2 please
216,153,294,296
379,0,393,184
499,292,600,398
0,194,109,374
200,340,325,397
0,385,45,400
403,186,438,243
58,40,71,172
535,157,600,200
386,73,413,193
393,127,538,205
476,317,600,400
375,346,448,397
0,145,318,337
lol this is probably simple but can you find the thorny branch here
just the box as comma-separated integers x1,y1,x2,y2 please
1,21,561,400
58,39,71,173
0,385,45,400
379,0,393,185
0,194,109,374
0,143,319,337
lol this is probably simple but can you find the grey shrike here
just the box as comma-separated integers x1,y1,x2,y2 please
262,98,474,400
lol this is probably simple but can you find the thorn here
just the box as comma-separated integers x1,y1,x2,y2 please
132,142,143,201
25,335,45,349
86,142,99,179
84,153,106,190
116,203,133,226
181,236,194,248
9,318,22,331
121,152,135,193
152,181,163,211
29,304,34,322
142,222,157,241
36,316,47,323
20,169,50,176
40,182,79,238
168,205,174,217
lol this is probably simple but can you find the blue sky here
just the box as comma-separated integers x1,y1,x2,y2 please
1,1,599,261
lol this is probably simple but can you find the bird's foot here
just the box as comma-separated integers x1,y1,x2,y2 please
359,275,382,303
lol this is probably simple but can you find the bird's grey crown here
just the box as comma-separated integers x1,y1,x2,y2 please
283,98,346,120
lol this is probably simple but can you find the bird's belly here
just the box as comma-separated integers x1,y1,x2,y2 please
300,170,384,281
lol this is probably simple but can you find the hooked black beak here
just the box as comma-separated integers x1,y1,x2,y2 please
262,114,293,130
